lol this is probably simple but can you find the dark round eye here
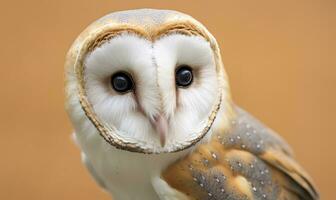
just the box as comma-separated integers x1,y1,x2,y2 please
111,72,134,93
175,65,193,87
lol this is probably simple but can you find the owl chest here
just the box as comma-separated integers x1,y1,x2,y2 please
98,154,160,200
78,132,184,200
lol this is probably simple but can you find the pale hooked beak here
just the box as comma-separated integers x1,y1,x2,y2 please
151,114,169,147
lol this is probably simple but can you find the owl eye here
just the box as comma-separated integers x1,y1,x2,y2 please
111,72,134,93
175,65,193,87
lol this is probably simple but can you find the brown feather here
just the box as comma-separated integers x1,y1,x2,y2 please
162,106,319,200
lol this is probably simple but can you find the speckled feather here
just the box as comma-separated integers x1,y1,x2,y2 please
162,106,319,200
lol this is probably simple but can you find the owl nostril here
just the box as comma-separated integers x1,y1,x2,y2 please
150,114,169,147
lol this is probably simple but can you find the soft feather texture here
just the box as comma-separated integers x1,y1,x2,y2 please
84,33,218,152
65,9,318,200
64,8,229,200
65,31,223,200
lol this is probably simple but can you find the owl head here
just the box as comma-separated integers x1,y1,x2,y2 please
65,9,232,153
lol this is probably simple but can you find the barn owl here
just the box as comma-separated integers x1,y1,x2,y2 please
65,9,319,200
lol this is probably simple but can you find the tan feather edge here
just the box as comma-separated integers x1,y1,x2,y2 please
260,150,319,199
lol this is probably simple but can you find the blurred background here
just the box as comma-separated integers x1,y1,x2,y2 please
0,0,335,199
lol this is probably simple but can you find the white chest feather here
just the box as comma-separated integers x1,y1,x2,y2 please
74,131,190,200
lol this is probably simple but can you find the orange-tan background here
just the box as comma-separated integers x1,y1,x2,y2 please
0,0,335,199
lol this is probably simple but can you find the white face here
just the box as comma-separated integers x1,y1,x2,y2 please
84,33,218,152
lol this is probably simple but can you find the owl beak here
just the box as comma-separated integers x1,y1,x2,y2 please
152,114,168,147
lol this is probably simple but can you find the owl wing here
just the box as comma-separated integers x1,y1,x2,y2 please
160,106,319,200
